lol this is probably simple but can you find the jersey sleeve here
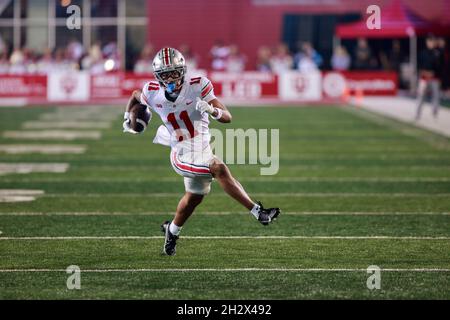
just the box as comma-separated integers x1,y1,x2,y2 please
199,77,216,103
140,81,160,109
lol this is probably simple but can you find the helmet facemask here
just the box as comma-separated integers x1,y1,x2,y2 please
155,66,186,93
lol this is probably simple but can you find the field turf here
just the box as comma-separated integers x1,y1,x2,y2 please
0,105,449,299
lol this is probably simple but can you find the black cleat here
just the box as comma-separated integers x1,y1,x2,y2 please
161,220,179,256
256,202,280,226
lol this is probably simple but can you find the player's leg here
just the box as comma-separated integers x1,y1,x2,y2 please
431,80,441,117
415,79,428,120
161,175,210,256
209,158,254,210
209,157,280,225
173,192,204,229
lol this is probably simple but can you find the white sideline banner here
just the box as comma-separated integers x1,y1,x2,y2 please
47,71,90,102
278,71,322,101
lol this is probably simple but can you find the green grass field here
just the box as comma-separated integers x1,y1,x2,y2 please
0,105,449,299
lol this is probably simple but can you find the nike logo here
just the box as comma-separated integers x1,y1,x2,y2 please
186,100,193,105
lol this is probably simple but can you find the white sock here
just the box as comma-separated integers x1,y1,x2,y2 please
169,222,182,236
250,203,261,219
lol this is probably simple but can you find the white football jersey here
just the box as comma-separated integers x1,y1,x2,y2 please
140,76,216,149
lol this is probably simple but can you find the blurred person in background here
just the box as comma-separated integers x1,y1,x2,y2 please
294,41,323,70
380,40,409,88
269,43,293,74
297,51,318,73
380,40,404,72
256,46,272,72
0,36,6,56
82,42,105,74
226,44,246,73
102,41,121,71
67,38,84,66
0,52,9,74
134,44,155,74
8,49,27,74
53,47,78,71
353,38,378,70
331,45,351,71
36,48,55,74
210,40,230,71
415,34,443,120
436,37,449,96
179,44,200,73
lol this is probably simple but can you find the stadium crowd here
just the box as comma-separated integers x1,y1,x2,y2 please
0,35,448,93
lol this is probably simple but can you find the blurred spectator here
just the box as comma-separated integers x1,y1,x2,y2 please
134,44,154,74
9,49,27,74
226,45,246,73
53,48,77,71
81,43,105,74
256,46,272,72
179,44,199,72
436,37,449,92
0,52,9,73
415,35,442,120
270,43,293,74
210,40,230,71
102,41,121,71
36,48,55,74
353,38,378,70
331,45,351,71
294,42,323,70
380,40,404,72
0,36,6,55
66,38,84,64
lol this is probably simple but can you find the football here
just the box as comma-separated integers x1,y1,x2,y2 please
130,103,152,133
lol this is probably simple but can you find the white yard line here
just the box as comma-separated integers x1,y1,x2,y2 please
0,145,86,154
0,196,39,203
3,130,101,140
4,177,450,183
0,190,44,203
0,163,69,175
0,236,449,240
41,192,450,198
0,211,449,216
0,268,449,273
22,122,111,129
164,177,450,182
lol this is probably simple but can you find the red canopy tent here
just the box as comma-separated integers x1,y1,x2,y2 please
335,0,450,89
336,0,449,38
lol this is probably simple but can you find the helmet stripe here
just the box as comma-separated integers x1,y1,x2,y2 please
168,48,172,65
163,48,170,66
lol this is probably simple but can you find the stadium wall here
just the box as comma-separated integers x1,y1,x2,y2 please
147,0,449,70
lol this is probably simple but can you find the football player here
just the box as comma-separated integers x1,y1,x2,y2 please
123,47,280,255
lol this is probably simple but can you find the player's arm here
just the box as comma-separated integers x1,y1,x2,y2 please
123,89,144,134
209,98,232,123
195,77,231,123
125,90,142,113
196,97,232,123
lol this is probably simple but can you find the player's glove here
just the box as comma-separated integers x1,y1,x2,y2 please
122,111,139,134
195,97,214,114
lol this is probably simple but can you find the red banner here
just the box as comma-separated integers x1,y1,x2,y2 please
90,73,155,99
209,72,278,100
0,71,398,105
322,71,398,97
0,75,47,98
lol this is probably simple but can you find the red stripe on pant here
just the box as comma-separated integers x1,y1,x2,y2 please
172,151,210,174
